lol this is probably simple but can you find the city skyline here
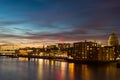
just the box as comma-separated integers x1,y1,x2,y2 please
0,0,120,47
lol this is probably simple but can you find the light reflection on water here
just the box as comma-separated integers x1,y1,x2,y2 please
0,57,120,80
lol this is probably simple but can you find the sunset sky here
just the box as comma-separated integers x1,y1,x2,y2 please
0,0,120,47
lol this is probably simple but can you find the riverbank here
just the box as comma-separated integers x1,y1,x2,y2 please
4,55,117,65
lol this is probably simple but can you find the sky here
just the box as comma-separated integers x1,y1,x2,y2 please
0,0,120,47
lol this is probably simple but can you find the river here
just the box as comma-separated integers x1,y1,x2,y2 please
0,56,120,80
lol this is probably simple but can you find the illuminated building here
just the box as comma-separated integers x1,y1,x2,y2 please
108,31,119,46
72,41,100,61
107,31,120,60
67,47,74,58
57,43,71,50
98,46,115,61
57,43,71,57
46,45,58,57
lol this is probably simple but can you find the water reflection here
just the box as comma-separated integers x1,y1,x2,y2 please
68,63,74,80
0,57,120,80
81,65,91,80
38,59,43,80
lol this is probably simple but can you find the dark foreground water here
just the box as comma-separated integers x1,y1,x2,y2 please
0,57,120,80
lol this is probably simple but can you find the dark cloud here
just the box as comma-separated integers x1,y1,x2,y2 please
13,27,33,32
0,20,28,26
25,0,120,30
0,0,120,46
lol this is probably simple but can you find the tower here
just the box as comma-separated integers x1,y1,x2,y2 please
108,31,119,46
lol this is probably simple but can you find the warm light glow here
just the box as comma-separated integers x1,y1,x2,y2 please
61,62,67,79
19,50,33,55
38,59,43,80
81,65,91,80
18,57,29,61
69,63,74,80
97,41,101,45
0,46,19,50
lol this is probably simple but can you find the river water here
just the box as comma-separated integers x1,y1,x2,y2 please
0,57,120,80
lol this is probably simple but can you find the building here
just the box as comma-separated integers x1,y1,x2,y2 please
46,45,58,57
72,41,100,61
108,31,119,46
67,31,119,61
57,43,71,50
98,46,115,61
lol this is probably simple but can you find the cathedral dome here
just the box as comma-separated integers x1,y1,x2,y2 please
108,31,119,46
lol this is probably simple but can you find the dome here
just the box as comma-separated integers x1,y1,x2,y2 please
108,31,119,46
